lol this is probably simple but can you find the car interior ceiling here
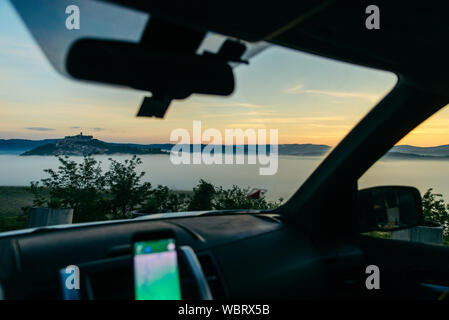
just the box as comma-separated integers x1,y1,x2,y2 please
2,0,449,301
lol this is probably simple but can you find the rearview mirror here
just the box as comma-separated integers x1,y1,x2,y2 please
357,186,423,232
66,39,235,99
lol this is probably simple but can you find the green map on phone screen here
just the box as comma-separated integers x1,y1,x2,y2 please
134,239,181,300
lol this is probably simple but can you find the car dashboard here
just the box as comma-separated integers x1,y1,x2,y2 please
0,213,365,300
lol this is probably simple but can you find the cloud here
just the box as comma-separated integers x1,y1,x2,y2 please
301,89,379,102
227,123,267,128
195,101,269,109
202,110,276,118
246,116,347,124
68,127,104,132
24,127,55,131
225,102,267,109
0,35,42,63
284,85,380,102
284,83,304,94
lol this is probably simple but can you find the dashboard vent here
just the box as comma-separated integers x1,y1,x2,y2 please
197,254,226,299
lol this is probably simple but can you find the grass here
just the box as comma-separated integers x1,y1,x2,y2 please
0,187,33,232
361,231,391,240
0,186,34,217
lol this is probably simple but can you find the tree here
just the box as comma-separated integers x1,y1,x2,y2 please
188,179,216,211
142,185,190,213
213,185,282,210
422,188,449,238
104,155,152,219
187,179,282,211
29,156,107,222
28,155,152,222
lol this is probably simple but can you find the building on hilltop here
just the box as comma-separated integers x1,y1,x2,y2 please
63,132,93,142
57,132,94,146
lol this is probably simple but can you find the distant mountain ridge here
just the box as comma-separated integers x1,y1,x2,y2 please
0,139,59,154
2,137,449,159
390,144,449,157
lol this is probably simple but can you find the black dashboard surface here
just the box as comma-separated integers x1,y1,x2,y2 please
0,214,329,299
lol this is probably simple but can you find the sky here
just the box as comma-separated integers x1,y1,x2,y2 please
3,0,444,146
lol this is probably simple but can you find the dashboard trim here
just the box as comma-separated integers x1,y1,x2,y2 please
180,246,213,300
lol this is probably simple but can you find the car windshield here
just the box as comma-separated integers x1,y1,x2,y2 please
0,0,396,232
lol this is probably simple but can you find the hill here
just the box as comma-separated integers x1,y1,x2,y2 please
21,134,168,156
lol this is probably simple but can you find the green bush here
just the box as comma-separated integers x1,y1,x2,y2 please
104,156,152,219
142,186,190,213
28,155,152,222
213,185,282,210
422,188,449,239
29,156,107,222
187,179,282,211
188,179,217,211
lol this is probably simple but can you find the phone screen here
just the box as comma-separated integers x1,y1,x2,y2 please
133,237,181,300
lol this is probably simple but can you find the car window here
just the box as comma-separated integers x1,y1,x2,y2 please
359,105,449,246
0,0,397,232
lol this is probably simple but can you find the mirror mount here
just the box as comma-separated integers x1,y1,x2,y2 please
137,94,173,118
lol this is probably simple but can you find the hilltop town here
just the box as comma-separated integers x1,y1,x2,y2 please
21,133,168,156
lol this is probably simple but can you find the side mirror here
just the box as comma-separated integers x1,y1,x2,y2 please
357,186,423,232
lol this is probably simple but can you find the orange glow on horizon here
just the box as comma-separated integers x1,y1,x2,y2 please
395,105,449,147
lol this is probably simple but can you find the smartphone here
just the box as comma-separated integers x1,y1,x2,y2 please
132,230,182,300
